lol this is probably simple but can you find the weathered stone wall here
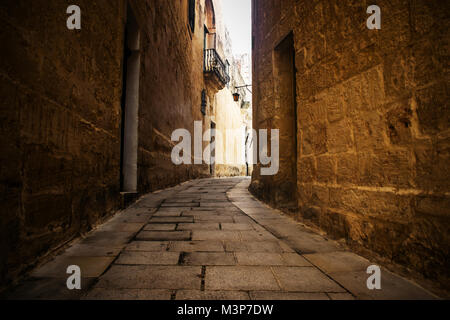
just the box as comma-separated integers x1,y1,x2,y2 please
0,0,216,289
0,0,126,289
134,0,211,191
251,0,449,287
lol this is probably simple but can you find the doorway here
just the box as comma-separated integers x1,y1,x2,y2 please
120,5,140,193
273,33,298,208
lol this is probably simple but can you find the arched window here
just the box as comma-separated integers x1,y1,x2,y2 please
204,0,216,50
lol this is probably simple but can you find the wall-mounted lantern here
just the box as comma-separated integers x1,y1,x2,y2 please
233,84,252,102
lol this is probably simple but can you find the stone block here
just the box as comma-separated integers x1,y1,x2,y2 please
236,252,285,266
169,241,224,252
281,253,312,266
125,241,169,252
98,222,144,233
183,252,236,266
80,231,135,248
136,231,191,241
175,290,249,300
304,251,371,273
205,267,280,291
192,231,240,241
316,155,335,183
63,244,122,257
327,120,353,154
272,267,345,292
149,217,194,223
177,223,220,231
83,288,172,300
250,291,329,300
336,153,358,185
95,266,202,290
221,223,255,231
115,251,180,265
144,223,176,231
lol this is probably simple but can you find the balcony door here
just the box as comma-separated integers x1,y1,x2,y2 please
204,26,216,51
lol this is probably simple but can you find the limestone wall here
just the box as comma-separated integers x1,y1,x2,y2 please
0,0,212,288
251,0,449,286
213,86,247,177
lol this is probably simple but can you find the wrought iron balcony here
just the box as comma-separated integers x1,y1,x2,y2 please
204,48,230,87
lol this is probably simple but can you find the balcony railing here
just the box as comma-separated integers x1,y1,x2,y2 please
204,48,230,86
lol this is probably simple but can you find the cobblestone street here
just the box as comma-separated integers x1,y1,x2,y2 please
8,178,437,300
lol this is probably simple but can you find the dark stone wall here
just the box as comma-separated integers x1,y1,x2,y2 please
251,0,449,288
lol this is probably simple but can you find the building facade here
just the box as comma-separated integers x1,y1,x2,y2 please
0,0,247,289
251,0,449,286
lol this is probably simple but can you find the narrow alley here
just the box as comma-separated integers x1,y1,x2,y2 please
0,0,449,304
7,178,436,300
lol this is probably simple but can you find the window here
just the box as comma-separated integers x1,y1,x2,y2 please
188,0,195,33
201,89,207,115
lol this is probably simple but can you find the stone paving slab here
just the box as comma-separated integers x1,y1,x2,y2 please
281,253,312,266
125,241,169,252
164,198,200,203
149,216,194,223
192,230,241,241
304,251,372,273
239,230,278,241
136,231,191,241
144,223,177,231
168,241,224,252
153,211,182,217
224,240,283,253
161,203,199,208
63,244,122,257
175,290,250,300
83,288,172,300
191,215,234,223
111,212,154,223
221,223,255,231
328,293,356,300
97,222,145,233
183,252,236,266
272,267,346,293
177,222,220,231
232,216,256,224
249,291,330,300
115,251,180,265
95,266,202,290
284,235,344,254
235,253,286,266
80,231,136,248
205,266,281,291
